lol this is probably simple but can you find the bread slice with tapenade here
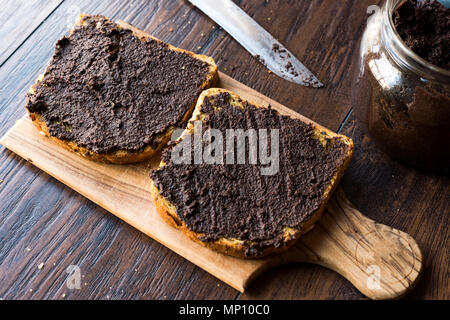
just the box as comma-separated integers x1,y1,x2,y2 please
150,88,354,259
25,14,218,164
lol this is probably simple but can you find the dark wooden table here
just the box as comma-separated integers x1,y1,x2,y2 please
0,0,448,300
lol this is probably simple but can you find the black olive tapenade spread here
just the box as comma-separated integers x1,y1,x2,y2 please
26,15,212,154
151,92,352,257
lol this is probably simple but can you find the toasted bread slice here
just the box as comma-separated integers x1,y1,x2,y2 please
150,88,354,259
26,14,218,164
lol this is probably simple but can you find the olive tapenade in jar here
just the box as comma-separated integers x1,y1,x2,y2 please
352,0,450,171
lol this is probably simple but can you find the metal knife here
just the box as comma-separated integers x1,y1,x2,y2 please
188,0,323,88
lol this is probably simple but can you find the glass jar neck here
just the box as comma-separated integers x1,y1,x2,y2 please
380,0,450,84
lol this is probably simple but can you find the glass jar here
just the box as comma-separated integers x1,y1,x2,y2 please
352,0,450,171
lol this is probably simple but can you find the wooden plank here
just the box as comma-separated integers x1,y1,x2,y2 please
0,71,423,299
0,0,62,65
241,113,449,300
0,153,234,300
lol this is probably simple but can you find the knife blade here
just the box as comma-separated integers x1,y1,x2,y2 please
188,0,323,88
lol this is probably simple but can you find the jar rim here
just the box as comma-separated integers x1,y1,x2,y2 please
383,0,450,81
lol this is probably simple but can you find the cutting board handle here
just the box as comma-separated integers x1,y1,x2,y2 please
280,187,423,299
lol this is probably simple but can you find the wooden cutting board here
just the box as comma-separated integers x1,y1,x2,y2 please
0,72,422,300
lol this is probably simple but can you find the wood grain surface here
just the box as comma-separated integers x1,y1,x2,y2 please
0,0,63,66
0,72,423,299
0,0,447,300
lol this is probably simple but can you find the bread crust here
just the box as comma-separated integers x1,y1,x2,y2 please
150,88,354,259
27,14,218,164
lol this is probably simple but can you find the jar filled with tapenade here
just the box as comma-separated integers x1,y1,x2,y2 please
352,0,450,171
